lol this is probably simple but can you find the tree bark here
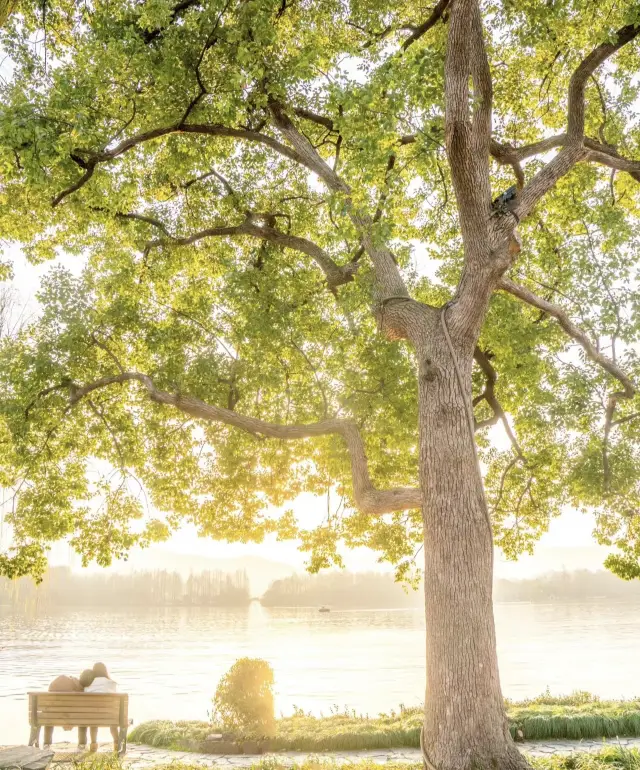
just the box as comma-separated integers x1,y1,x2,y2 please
416,316,527,770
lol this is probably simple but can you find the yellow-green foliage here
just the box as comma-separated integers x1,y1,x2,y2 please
130,693,640,751
213,658,276,738
0,0,17,27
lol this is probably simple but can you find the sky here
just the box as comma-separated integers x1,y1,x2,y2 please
139,506,609,579
0,244,614,583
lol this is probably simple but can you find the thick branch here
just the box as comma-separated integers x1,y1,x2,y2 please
489,140,525,188
473,348,524,458
494,135,640,177
122,211,356,289
515,144,587,221
269,100,346,192
612,411,640,428
292,107,335,131
499,277,636,398
269,100,410,300
503,135,566,161
514,22,640,220
584,147,640,181
52,124,311,207
568,22,640,141
63,372,422,515
141,0,201,43
402,0,450,51
293,108,418,151
443,2,499,344
492,133,640,192
51,167,96,207
468,1,492,160
444,0,491,242
242,217,357,288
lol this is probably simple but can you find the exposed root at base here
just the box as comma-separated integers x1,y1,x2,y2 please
421,725,533,770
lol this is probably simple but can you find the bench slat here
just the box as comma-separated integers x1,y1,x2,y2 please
28,693,127,697
37,692,123,703
38,716,123,728
36,703,121,710
28,693,128,728
35,710,120,718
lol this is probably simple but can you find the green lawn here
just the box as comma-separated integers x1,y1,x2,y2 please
129,692,640,751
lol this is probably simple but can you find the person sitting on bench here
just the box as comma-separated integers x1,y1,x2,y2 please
43,669,95,749
83,662,119,752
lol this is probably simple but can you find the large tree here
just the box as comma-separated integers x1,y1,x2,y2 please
2,1,640,768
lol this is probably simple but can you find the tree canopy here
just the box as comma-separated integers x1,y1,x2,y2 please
0,0,639,581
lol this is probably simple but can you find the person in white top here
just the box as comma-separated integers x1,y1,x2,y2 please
85,674,117,693
84,662,120,751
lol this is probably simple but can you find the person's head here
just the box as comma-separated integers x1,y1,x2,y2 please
93,662,110,679
79,669,95,688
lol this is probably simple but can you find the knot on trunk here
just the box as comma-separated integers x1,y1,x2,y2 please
421,357,438,382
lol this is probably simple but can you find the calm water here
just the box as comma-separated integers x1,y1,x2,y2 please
2,602,640,745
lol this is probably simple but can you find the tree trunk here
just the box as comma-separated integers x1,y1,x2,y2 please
417,320,528,770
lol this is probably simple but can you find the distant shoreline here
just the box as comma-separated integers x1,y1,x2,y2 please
5,596,640,611
5,566,640,609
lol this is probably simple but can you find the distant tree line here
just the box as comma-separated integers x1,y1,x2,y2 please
262,569,640,608
494,569,640,602
4,566,640,610
0,566,251,607
261,571,423,609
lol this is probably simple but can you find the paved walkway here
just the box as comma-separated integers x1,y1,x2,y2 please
23,738,640,768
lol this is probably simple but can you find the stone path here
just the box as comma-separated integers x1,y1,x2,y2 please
21,738,640,768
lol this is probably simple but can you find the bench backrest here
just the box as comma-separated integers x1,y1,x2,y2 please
28,693,129,727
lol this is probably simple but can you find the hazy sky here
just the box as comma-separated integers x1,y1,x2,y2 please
153,506,608,578
2,240,612,581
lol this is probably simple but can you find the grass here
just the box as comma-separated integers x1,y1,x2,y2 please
128,692,640,752
532,748,640,769
51,748,640,770
507,691,640,742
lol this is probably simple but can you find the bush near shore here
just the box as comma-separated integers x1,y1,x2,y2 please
129,692,640,751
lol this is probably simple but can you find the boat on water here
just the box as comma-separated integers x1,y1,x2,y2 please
319,606,330,613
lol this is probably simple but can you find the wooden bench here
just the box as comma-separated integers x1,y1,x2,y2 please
27,693,129,755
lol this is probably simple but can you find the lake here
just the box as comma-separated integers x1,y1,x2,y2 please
2,601,640,745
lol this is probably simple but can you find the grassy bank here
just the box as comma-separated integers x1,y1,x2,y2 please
129,692,640,751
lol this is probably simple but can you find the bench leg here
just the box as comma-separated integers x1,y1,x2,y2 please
28,726,41,748
118,727,127,756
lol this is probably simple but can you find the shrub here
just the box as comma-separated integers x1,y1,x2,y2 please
213,657,276,738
